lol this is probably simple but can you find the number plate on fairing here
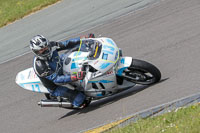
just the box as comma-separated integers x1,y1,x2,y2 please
15,67,49,93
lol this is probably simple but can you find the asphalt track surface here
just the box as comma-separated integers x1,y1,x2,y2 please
0,0,159,63
0,0,200,133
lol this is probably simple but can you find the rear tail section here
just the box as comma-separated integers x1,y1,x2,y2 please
15,67,49,93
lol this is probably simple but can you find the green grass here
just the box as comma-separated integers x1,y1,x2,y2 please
0,0,60,28
107,104,200,133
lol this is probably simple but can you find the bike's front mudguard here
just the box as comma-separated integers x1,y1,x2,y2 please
116,56,132,76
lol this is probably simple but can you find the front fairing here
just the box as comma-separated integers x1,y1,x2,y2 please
63,38,120,75
88,38,120,73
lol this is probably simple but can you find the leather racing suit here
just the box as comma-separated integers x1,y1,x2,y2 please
33,37,85,107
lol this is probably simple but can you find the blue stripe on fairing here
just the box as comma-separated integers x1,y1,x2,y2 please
71,62,78,69
100,63,111,69
20,81,41,84
88,80,114,83
117,67,128,76
73,51,82,56
72,57,87,61
19,82,42,93
106,39,115,46
103,45,115,51
97,93,103,97
71,57,87,69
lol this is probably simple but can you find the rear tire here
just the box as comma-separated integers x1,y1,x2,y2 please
123,59,161,85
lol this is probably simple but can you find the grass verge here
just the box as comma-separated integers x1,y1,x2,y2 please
107,104,200,133
0,0,61,28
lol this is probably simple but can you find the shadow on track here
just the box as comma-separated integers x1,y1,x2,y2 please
58,78,168,120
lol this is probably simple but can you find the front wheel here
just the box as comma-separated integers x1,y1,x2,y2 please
123,59,161,85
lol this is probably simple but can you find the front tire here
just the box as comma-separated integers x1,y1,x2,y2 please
123,59,161,85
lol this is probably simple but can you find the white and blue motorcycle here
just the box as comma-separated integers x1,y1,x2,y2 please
16,37,161,109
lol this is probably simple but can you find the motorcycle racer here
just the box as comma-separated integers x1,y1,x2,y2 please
30,34,95,107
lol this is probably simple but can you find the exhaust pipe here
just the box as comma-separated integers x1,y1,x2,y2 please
38,99,73,108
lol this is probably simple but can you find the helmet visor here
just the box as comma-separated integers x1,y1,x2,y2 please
34,46,51,57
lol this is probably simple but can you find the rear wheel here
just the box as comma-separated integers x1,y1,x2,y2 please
123,59,161,85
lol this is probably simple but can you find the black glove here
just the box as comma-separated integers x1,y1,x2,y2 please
88,33,95,38
80,33,95,39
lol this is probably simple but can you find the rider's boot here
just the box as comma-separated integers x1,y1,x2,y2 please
72,92,86,108
50,86,86,108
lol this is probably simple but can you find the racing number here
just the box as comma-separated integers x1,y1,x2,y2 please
31,84,41,92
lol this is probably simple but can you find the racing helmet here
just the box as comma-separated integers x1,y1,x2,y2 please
30,35,53,60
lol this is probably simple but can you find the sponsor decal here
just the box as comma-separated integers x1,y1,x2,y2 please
121,58,125,64
28,69,37,79
102,53,108,60
106,70,113,75
106,39,115,46
88,80,114,83
94,60,99,65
